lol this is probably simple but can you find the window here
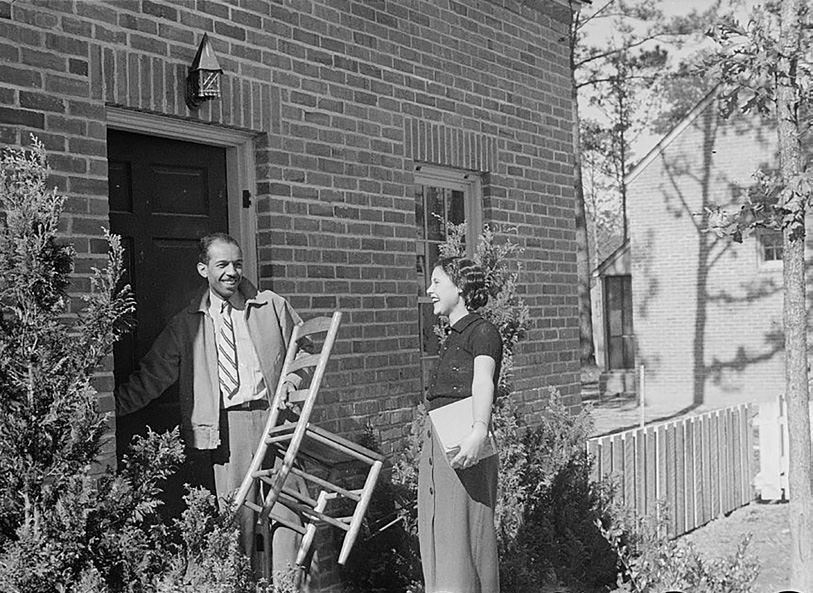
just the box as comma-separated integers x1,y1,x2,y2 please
758,230,783,265
414,165,482,392
604,275,635,370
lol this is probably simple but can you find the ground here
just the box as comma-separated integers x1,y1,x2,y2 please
681,501,790,593
584,376,792,593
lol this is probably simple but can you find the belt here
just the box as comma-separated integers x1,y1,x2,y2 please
225,399,269,411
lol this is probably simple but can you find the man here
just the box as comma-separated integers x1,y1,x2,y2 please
116,232,304,580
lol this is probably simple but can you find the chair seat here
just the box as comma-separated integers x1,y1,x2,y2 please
267,423,386,467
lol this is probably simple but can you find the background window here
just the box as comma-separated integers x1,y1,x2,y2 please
604,275,635,370
758,230,783,264
414,165,481,393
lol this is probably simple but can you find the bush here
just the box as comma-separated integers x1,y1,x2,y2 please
492,392,618,593
339,427,423,593
0,139,284,592
601,502,759,593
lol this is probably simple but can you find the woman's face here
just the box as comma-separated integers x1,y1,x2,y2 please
426,266,461,317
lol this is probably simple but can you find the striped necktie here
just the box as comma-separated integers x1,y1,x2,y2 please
218,300,239,398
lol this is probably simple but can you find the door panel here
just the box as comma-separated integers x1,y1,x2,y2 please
108,129,228,512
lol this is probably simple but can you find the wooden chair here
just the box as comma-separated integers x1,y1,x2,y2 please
234,311,385,571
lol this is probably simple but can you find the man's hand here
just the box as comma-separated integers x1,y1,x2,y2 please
277,380,298,409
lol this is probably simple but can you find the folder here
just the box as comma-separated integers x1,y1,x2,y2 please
428,396,497,466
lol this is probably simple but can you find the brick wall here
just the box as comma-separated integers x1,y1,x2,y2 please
628,96,789,410
1,1,580,451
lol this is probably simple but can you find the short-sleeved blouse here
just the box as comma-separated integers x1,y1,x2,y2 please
426,313,502,411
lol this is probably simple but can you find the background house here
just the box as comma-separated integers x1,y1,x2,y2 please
624,88,789,414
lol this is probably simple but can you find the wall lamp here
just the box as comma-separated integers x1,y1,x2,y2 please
185,33,223,110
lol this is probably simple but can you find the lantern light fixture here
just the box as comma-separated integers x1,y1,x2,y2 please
185,33,223,110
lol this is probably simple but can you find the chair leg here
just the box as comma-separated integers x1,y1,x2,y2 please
339,460,383,564
296,490,330,567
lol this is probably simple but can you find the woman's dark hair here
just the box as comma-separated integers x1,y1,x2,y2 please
435,256,489,311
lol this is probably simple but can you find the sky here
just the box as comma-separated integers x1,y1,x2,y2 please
579,0,760,158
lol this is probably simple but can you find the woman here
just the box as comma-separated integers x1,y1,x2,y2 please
418,256,503,593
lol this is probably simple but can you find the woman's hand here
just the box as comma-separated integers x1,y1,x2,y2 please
450,422,489,470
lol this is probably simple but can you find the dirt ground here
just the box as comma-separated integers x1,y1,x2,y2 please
680,501,791,593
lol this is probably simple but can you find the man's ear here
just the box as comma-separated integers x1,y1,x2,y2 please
197,262,208,279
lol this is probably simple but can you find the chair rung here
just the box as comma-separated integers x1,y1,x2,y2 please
266,434,291,445
279,484,318,508
277,492,351,532
267,511,307,535
306,427,382,464
290,466,360,502
244,500,263,514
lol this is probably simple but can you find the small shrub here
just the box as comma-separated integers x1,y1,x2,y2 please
340,427,423,593
601,502,760,593
499,390,620,593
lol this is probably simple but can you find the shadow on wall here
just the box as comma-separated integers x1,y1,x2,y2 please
639,103,782,408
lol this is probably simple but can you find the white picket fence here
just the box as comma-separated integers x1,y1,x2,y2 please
754,394,813,500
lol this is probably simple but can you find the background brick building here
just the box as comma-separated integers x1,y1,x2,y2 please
627,88,790,412
1,0,580,471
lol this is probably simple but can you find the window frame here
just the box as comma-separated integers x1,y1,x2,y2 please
756,229,783,271
603,274,635,370
413,164,483,392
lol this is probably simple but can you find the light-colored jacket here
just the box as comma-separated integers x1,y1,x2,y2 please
116,280,302,450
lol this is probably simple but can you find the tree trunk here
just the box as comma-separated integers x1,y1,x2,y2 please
573,79,597,368
778,0,813,588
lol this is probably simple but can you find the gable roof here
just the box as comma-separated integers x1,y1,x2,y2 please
625,85,720,186
594,238,630,277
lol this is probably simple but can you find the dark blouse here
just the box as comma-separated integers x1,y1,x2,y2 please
426,313,503,411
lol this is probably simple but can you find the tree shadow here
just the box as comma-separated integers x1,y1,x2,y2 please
638,99,782,407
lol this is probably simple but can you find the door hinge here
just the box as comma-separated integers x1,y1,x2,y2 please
242,189,252,208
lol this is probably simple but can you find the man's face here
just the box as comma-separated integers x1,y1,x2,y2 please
197,240,243,300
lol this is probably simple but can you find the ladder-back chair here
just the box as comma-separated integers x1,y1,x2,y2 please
234,311,385,570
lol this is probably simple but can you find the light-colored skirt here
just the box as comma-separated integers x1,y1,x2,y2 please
418,419,499,593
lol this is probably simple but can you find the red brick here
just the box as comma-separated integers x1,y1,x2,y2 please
20,90,65,113
0,106,44,128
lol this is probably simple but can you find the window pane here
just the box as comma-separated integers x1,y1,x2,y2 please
448,189,465,225
761,232,783,262
622,336,636,368
609,309,623,336
415,186,425,241
427,241,440,276
622,276,634,334
416,243,427,295
608,337,624,369
420,302,440,357
426,187,444,241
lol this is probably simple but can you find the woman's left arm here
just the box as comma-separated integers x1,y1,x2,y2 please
450,354,496,470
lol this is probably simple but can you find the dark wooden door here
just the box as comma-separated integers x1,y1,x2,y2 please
108,130,228,511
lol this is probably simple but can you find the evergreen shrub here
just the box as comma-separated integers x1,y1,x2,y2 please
0,139,282,592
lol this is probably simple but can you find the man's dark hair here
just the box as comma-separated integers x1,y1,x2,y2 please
198,233,240,264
